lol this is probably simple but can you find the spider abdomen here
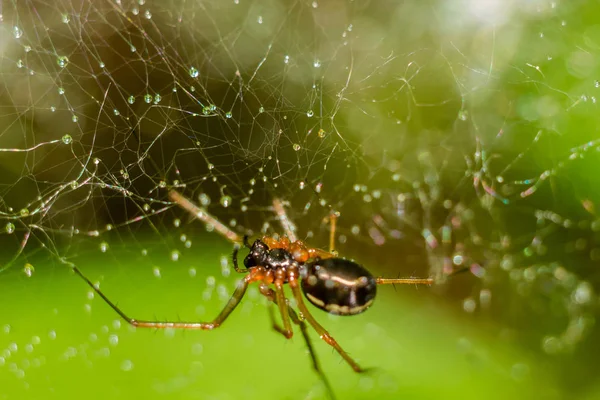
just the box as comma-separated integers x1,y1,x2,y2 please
301,258,377,316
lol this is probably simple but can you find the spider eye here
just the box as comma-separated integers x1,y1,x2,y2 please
243,253,257,268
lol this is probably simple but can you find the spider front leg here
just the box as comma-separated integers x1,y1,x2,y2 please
259,284,336,400
72,264,258,330
232,244,249,273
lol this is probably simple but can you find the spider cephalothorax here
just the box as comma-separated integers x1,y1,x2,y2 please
243,238,298,272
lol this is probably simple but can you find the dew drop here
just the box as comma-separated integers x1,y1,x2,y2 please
317,128,326,138
16,60,24,68
13,26,23,39
306,110,314,117
225,111,232,118
5,222,15,234
99,242,109,253
284,55,290,64
171,250,180,261
189,67,199,78
313,59,321,68
61,134,72,144
293,143,301,151
144,10,152,19
198,193,211,206
144,94,152,103
127,96,135,104
19,208,29,217
57,56,69,68
23,263,34,277
220,195,232,208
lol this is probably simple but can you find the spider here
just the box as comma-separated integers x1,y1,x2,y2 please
71,190,437,399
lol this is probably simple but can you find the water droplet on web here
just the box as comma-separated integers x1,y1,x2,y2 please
19,208,29,217
143,203,150,212
13,26,23,39
57,56,69,68
58,87,65,95
61,14,70,23
153,266,161,278
317,128,326,138
5,223,15,234
99,242,109,253
154,94,161,103
293,143,301,151
61,134,73,144
220,195,232,208
24,45,31,53
16,60,24,68
257,16,263,24
299,181,305,190
113,109,120,116
121,359,134,371
130,45,136,52
306,110,314,117
313,59,321,68
258,106,265,113
189,67,199,78
171,250,180,261
284,55,290,64
99,62,105,68
127,96,135,104
144,10,152,19
458,109,468,121
225,111,232,118
23,263,34,277
144,94,152,103
72,115,78,122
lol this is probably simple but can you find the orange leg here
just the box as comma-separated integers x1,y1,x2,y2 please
288,275,364,373
73,264,261,329
259,284,336,400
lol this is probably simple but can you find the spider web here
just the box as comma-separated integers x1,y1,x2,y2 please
0,0,598,398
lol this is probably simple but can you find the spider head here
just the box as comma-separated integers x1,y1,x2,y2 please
243,239,269,268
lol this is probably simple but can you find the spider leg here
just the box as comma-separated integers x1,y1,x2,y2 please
259,284,336,400
272,198,298,242
168,190,241,244
375,277,433,285
288,275,364,373
274,276,293,338
232,244,249,273
72,264,260,329
328,211,338,254
243,234,252,249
